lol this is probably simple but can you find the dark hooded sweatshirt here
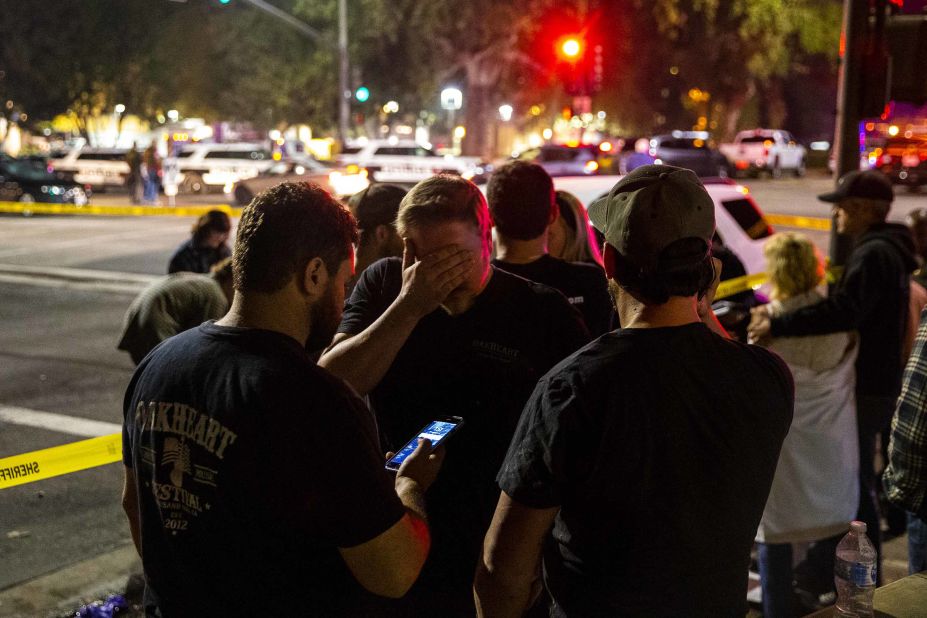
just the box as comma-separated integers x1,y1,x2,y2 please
770,222,917,398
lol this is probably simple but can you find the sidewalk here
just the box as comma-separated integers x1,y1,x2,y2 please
0,544,142,617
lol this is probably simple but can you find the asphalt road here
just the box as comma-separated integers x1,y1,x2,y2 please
0,174,924,602
0,282,136,592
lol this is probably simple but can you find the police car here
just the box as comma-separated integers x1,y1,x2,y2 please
339,139,485,185
50,147,130,191
552,175,772,275
176,143,275,194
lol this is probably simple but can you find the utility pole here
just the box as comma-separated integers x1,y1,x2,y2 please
829,0,870,275
338,0,350,145
239,0,351,146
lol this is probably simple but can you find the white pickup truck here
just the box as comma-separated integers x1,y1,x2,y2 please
339,140,485,185
720,129,807,178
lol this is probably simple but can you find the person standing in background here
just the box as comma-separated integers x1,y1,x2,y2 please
549,190,604,266
126,143,142,204
168,210,232,275
142,144,161,205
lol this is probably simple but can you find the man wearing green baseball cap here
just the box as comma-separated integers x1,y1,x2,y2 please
477,165,794,617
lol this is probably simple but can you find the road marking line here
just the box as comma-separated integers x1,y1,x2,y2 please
0,200,240,218
0,263,159,284
0,227,178,259
0,406,122,438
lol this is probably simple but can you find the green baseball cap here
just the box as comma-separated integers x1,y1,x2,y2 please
587,164,715,273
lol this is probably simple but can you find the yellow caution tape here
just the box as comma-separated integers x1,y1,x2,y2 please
715,272,769,300
0,433,122,490
765,213,832,231
715,263,844,301
0,201,241,218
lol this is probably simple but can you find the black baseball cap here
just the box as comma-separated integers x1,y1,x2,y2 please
347,184,407,230
818,170,894,203
587,164,715,273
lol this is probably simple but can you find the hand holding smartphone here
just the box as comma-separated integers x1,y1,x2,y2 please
385,416,464,472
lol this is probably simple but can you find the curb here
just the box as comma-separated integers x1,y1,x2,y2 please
0,544,141,618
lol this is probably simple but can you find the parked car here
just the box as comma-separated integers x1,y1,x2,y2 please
0,154,90,204
720,129,807,178
514,144,605,176
49,147,130,191
230,158,370,205
650,132,730,178
338,139,484,185
176,143,275,194
550,175,773,276
871,135,927,188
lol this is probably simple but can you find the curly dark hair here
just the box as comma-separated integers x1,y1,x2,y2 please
233,182,358,293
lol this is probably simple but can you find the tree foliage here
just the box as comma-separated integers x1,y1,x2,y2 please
0,0,845,149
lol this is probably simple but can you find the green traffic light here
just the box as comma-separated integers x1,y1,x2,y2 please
355,87,370,102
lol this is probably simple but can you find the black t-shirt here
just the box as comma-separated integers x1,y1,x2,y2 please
339,258,590,595
167,239,231,274
122,322,404,616
492,254,614,336
497,323,794,618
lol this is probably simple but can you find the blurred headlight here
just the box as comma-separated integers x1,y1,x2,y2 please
329,170,370,197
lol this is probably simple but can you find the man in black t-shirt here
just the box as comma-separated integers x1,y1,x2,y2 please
475,165,794,618
320,174,590,614
122,182,443,616
347,183,407,291
488,160,613,336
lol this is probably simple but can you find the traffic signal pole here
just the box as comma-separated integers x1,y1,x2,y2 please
338,0,350,146
829,0,869,276
240,0,351,146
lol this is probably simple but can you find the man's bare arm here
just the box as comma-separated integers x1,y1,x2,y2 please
474,492,559,617
320,242,473,395
121,467,142,557
339,439,444,598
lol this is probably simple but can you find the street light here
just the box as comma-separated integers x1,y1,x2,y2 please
441,87,463,136
498,104,513,122
113,103,126,147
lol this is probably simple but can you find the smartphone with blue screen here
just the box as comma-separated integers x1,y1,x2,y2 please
385,416,464,472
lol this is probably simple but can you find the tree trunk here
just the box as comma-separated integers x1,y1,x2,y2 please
763,78,788,129
460,52,504,159
722,80,756,141
462,83,492,158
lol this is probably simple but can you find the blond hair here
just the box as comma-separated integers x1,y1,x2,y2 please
396,175,491,244
554,190,603,266
764,232,824,300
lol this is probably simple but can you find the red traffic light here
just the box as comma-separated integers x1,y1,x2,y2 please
558,37,583,60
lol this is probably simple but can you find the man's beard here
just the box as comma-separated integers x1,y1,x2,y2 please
306,282,341,354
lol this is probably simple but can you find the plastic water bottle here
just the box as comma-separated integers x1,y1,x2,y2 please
834,521,877,617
